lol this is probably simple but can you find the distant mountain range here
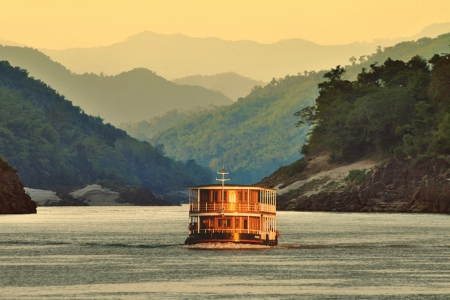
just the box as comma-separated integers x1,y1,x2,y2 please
0,46,232,125
173,72,266,101
37,23,450,81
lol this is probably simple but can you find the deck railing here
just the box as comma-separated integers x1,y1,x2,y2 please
189,228,278,240
191,228,261,234
189,202,276,213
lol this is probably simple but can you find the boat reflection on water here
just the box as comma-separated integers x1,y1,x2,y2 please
185,169,279,246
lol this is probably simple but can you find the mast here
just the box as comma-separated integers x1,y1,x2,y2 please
216,166,230,214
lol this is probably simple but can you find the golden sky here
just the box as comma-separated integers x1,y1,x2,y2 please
2,0,450,49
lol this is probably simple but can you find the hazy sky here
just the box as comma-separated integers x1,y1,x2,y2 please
2,0,450,49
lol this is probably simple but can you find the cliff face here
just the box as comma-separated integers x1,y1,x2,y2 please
0,159,37,214
280,157,450,214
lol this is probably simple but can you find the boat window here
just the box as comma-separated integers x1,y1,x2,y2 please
211,191,218,202
200,190,209,203
228,190,236,203
218,219,231,227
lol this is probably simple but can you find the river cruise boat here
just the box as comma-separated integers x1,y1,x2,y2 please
185,169,279,246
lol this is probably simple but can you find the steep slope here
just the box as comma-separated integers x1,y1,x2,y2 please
172,72,266,101
0,61,212,193
151,33,450,184
0,46,232,125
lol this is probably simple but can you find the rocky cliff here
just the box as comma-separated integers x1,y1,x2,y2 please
0,159,37,214
279,157,450,214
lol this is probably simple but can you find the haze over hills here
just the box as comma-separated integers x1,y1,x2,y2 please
150,32,450,184
173,72,266,101
37,23,450,82
0,60,212,193
0,46,232,126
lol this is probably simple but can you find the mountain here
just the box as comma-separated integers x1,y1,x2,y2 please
151,74,321,184
38,24,450,81
0,46,232,126
172,72,266,101
150,33,450,184
410,22,450,40
0,39,25,47
0,60,212,193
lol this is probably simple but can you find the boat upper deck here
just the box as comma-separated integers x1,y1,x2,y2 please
188,185,276,214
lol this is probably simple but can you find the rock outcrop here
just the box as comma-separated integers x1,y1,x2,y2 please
0,159,37,214
281,157,450,214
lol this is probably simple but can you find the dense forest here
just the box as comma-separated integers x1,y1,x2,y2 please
0,45,232,125
119,105,220,141
296,52,450,162
151,33,450,184
0,61,212,193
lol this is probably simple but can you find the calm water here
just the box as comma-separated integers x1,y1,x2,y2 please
0,205,449,299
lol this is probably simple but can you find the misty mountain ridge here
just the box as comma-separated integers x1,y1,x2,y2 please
0,45,232,126
38,23,450,81
172,72,266,101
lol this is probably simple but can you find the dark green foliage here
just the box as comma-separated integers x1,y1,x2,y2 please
0,61,212,192
297,51,450,162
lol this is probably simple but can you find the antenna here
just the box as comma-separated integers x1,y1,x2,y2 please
216,166,230,214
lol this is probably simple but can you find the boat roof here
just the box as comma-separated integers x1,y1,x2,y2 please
189,184,275,191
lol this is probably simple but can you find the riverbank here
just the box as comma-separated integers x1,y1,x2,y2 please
260,153,450,214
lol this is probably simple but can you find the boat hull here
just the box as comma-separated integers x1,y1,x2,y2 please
184,232,278,246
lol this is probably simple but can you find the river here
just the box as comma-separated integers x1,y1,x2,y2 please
1,206,449,299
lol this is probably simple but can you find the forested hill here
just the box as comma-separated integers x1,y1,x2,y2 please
151,74,322,184
296,52,450,163
0,45,232,126
151,33,450,184
0,61,212,193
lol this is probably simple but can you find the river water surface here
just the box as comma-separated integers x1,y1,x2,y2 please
0,206,449,299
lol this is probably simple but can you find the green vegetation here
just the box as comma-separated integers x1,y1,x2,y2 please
344,169,372,184
296,51,450,162
0,61,212,192
119,105,220,140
